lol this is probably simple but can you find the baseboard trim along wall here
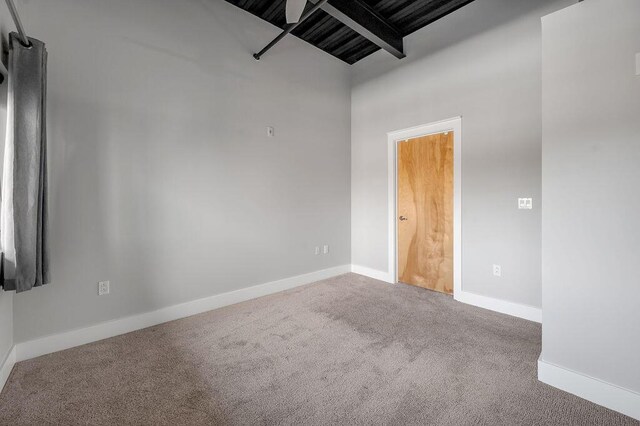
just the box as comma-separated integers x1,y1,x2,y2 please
351,265,542,323
454,290,542,323
350,265,394,283
14,265,351,363
538,359,640,421
12,265,538,367
0,346,16,393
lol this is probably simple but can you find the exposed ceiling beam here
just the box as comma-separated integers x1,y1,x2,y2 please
254,0,329,60
313,0,405,59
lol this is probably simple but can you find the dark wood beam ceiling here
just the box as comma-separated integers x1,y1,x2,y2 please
225,0,476,64
317,0,405,59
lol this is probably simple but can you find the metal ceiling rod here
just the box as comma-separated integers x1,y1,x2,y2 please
253,0,329,60
5,0,31,46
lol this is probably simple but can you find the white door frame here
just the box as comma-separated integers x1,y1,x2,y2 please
387,117,462,297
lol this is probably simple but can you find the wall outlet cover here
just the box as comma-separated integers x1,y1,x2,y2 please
323,245,329,254
493,265,502,277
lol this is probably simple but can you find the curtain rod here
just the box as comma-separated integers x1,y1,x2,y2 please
5,0,30,46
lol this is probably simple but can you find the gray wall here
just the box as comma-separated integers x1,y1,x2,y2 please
0,289,11,364
541,0,640,392
351,0,570,308
12,0,351,343
0,3,14,365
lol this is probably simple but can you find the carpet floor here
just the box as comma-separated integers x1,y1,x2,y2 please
0,273,636,425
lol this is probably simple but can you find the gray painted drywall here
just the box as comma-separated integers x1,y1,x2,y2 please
351,0,571,308
11,0,351,342
541,0,640,392
0,289,11,364
0,3,14,365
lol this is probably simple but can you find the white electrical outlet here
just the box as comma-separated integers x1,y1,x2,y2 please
314,246,320,255
636,53,640,76
323,245,329,254
267,126,275,137
518,198,533,210
493,265,502,277
98,281,110,296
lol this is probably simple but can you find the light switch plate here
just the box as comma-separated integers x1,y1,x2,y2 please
518,198,533,210
98,281,110,296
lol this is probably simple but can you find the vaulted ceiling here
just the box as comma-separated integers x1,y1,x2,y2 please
225,0,476,64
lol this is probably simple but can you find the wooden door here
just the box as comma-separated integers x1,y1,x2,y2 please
397,132,454,294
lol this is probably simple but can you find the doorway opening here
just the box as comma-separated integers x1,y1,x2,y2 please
387,117,462,296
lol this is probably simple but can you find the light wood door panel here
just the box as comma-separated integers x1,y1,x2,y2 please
397,132,454,294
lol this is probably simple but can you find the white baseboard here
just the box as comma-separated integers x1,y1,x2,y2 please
11,265,538,363
351,266,541,323
15,265,351,362
454,290,542,323
350,265,394,283
538,359,640,421
0,346,16,392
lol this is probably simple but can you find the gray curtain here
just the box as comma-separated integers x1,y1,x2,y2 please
1,32,49,292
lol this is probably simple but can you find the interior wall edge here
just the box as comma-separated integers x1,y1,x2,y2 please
540,0,640,397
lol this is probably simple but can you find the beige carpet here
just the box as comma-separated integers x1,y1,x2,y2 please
0,273,636,425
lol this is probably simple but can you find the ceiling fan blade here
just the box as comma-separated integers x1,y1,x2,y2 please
286,0,307,24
